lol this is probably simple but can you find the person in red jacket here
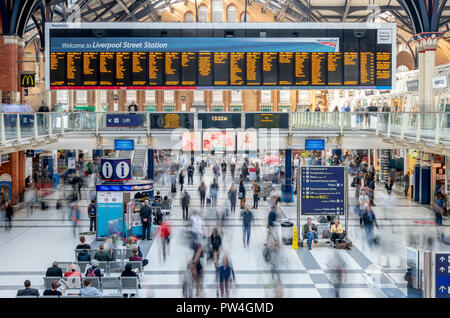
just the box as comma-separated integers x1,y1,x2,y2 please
158,220,171,262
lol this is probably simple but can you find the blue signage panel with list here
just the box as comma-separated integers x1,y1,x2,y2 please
300,166,345,215
435,253,450,298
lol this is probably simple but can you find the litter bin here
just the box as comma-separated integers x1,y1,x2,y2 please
281,220,294,245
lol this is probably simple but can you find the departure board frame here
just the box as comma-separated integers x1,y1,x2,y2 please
46,22,396,90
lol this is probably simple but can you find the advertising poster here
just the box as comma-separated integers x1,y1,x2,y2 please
97,191,124,237
237,131,257,151
203,131,235,151
182,131,201,151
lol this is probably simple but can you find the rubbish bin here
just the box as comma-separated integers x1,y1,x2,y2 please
281,220,294,245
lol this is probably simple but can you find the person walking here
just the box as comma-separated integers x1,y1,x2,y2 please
198,182,206,208
230,161,236,180
242,205,254,247
87,199,97,232
170,170,177,199
216,256,235,298
409,171,415,199
187,164,194,185
210,227,222,267
213,162,220,179
210,178,219,207
199,161,205,180
4,200,13,231
404,171,410,197
252,181,260,209
385,176,394,204
179,170,185,192
182,261,196,298
221,160,227,183
158,220,171,262
70,202,81,237
181,190,191,221
360,205,379,248
228,184,237,215
434,192,445,226
139,200,152,240
239,180,246,209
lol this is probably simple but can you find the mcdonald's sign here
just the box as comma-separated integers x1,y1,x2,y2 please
20,74,35,87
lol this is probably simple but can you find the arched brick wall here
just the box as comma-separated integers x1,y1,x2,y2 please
396,50,415,70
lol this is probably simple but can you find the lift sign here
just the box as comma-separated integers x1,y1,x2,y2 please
436,253,450,298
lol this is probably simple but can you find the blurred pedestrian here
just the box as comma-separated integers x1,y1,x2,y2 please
210,227,222,267
140,200,152,240
181,190,191,221
198,182,206,208
360,205,379,248
158,220,171,262
4,200,13,231
210,178,219,207
71,202,81,237
252,181,260,209
216,256,235,298
239,180,246,209
242,205,254,247
434,193,445,226
228,184,237,215
179,170,185,192
182,261,195,298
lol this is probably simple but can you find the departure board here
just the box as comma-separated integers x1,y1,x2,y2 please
149,52,164,86
344,52,359,85
327,53,343,86
198,52,213,86
181,52,197,86
360,52,375,85
230,52,245,86
165,52,180,86
376,52,391,87
214,52,229,86
82,52,98,86
50,52,66,86
278,52,294,86
67,52,83,86
262,52,277,86
132,52,147,86
295,53,311,86
48,24,395,89
99,52,115,86
246,52,262,86
116,52,131,86
311,53,327,86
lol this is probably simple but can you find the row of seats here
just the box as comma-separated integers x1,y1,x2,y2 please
57,261,143,276
42,276,139,296
17,295,123,298
75,248,137,261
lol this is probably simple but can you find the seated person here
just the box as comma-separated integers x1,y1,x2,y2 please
121,263,140,297
17,280,40,297
85,260,103,277
330,217,344,247
129,248,148,267
76,235,91,250
94,244,113,262
154,191,162,202
302,218,318,250
161,196,171,210
77,249,91,262
43,280,64,296
45,261,63,277
80,278,102,297
64,264,82,278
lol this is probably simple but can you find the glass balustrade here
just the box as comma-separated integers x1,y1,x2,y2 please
0,112,448,145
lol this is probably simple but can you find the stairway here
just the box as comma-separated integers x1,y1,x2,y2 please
132,148,147,178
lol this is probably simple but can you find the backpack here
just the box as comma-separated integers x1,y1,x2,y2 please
88,204,96,217
86,267,98,277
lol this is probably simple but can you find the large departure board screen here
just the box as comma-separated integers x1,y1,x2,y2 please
47,23,395,89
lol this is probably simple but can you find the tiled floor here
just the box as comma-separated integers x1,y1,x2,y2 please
0,170,448,298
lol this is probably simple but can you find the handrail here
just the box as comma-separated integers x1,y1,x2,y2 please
0,111,449,148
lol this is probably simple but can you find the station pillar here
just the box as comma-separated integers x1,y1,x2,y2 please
0,36,24,104
412,33,442,112
147,149,155,180
282,149,293,202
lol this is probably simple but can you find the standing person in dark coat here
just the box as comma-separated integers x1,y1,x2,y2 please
139,200,152,240
45,262,63,277
242,205,254,247
181,190,191,220
4,200,13,231
187,164,194,185
179,170,185,192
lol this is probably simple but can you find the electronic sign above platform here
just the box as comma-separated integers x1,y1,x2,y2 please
46,22,395,90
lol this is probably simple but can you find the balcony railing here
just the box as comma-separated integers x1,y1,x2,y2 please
0,111,448,147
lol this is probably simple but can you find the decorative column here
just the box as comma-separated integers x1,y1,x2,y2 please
412,32,443,112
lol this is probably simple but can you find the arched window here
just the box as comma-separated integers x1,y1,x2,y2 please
198,5,208,22
240,11,249,22
184,11,194,22
212,0,223,22
227,5,237,22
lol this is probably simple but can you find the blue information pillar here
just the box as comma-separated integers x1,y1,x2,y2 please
282,149,293,202
147,149,154,180
420,166,431,205
414,164,420,202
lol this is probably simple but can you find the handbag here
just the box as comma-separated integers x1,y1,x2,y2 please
238,192,243,199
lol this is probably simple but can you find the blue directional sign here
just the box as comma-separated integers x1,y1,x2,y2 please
305,139,325,150
106,114,143,127
114,139,134,151
300,166,345,215
435,253,450,298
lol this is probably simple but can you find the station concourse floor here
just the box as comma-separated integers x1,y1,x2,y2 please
0,171,448,298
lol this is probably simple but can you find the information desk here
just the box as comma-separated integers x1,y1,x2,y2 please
96,180,153,239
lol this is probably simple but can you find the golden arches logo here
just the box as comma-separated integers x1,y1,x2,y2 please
21,74,35,87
